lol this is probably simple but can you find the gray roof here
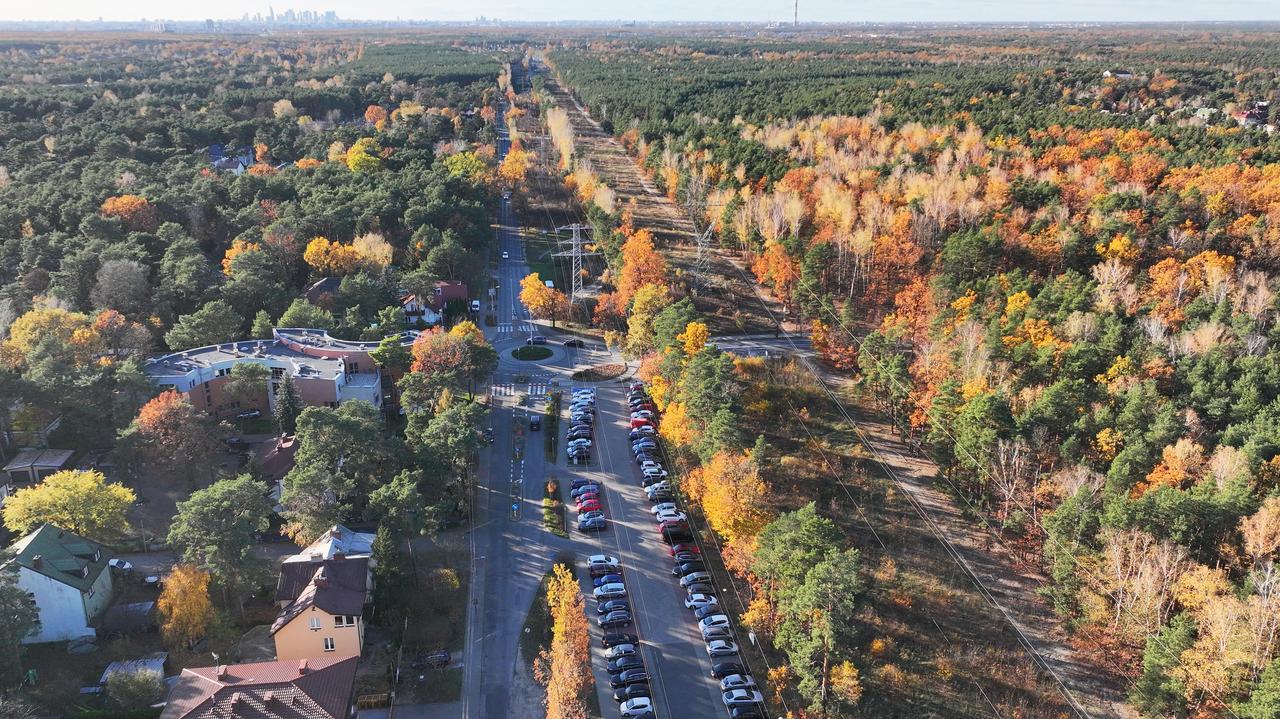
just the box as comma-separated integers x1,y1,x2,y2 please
10,524,109,593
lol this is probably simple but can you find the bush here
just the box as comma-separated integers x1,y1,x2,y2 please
106,670,166,711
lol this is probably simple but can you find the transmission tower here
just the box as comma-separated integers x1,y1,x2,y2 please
552,224,600,306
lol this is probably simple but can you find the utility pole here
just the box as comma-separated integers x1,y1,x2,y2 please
552,224,600,306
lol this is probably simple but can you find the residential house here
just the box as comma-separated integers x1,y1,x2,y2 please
1103,69,1135,80
283,525,374,564
303,277,343,308
10,524,113,643
271,555,369,661
401,280,468,326
3,448,74,485
160,655,358,719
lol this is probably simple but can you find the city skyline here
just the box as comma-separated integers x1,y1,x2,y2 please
1,0,1277,24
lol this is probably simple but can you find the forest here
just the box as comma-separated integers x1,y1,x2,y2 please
541,28,1280,719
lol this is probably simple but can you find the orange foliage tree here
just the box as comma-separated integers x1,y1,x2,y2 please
534,564,593,719
100,194,158,232
616,229,667,305
129,391,223,486
303,236,363,275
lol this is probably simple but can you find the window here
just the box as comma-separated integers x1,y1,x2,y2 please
309,617,321,631
333,615,357,627
323,637,335,652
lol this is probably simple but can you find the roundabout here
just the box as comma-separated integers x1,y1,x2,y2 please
511,345,553,361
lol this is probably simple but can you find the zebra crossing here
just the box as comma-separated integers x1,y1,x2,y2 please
490,381,553,398
497,323,535,334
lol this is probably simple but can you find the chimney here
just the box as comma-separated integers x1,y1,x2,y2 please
313,568,329,589
297,659,309,674
31,555,42,568
263,691,276,703
216,665,228,680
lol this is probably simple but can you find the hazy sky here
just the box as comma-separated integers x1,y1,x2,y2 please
1,0,1275,23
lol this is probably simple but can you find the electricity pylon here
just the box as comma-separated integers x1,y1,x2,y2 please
551,224,600,306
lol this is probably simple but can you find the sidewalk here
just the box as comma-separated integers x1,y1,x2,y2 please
358,701,462,719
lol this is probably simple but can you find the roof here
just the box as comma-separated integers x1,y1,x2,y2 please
101,601,157,634
144,340,348,384
303,277,342,305
100,651,167,685
271,557,368,635
10,524,109,592
256,436,298,484
159,656,358,719
401,280,468,313
284,525,374,564
3,448,75,473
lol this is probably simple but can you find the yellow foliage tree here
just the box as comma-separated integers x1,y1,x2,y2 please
658,401,697,449
536,564,592,719
683,451,773,547
2,469,134,543
499,146,533,186
158,565,214,649
677,321,710,356
519,273,570,327
352,233,393,271
0,307,99,369
303,237,363,275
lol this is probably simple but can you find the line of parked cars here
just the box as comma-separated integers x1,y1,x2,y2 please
569,387,605,531
588,554,655,718
627,381,765,719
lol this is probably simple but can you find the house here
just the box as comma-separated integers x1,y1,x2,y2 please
271,555,369,661
401,280,468,326
3,448,75,485
303,277,343,308
1103,69,1134,80
1233,102,1270,128
9,524,114,644
284,525,374,564
159,655,358,719
143,329,420,419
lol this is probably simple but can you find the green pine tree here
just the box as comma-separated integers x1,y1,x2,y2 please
273,375,302,436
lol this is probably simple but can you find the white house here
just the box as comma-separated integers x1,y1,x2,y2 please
9,524,114,644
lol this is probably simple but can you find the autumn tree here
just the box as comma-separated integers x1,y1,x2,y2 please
158,565,214,649
499,146,533,186
519,272,571,327
0,307,98,370
168,475,272,608
99,194,158,232
125,391,223,487
345,137,383,173
303,237,363,275
535,563,593,719
2,469,134,543
616,229,667,305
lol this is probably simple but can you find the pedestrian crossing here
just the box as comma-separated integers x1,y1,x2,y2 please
497,323,535,334
491,381,553,398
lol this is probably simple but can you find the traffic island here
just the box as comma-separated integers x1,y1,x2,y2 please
512,345,553,361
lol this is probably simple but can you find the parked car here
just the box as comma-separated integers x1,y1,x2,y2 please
684,582,714,597
570,484,600,499
673,550,699,563
686,593,718,610
578,511,604,522
700,614,732,632
566,430,593,441
593,583,627,600
619,697,653,718
654,510,688,524
630,410,654,419
607,656,644,675
681,572,714,588
720,674,757,691
673,561,706,577
701,625,733,640
647,490,675,503
706,639,740,657
598,599,630,616
605,643,638,660
592,573,623,587
564,338,586,348
670,543,700,556
567,438,592,449
661,529,694,545
609,669,649,688
630,418,655,429
598,610,633,629
578,517,606,532
710,661,747,679
588,555,619,572
730,706,764,719
235,409,261,419
576,500,602,513
613,683,650,702
107,558,133,574
601,632,638,648
526,335,547,345
650,502,678,516
573,478,599,489
722,689,765,708
645,481,672,495
694,604,723,620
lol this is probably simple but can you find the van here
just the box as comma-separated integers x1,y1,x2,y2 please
470,299,481,312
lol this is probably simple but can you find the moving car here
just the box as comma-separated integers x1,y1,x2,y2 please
619,697,654,718
722,689,765,708
526,335,547,345
706,639,739,657
471,299,481,312
609,669,649,688
564,338,586,348
593,583,626,600
502,251,510,259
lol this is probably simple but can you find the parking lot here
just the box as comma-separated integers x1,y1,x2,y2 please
560,381,763,719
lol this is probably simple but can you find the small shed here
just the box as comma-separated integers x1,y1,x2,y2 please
3,448,74,484
100,601,157,636
99,651,167,686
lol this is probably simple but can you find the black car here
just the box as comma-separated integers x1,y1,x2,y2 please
564,338,586,348
222,436,247,449
609,669,649,688
411,650,451,670
730,707,764,719
673,550,699,563
598,599,630,615
613,683,651,702
673,561,706,577
662,531,694,546
607,655,644,674
711,661,748,679
572,478,598,489
684,582,714,596
602,632,639,648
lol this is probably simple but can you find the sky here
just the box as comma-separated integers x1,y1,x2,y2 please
0,0,1275,24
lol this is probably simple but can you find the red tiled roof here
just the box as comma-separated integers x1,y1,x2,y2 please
160,655,357,719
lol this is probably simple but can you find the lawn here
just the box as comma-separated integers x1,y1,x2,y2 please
512,345,554,361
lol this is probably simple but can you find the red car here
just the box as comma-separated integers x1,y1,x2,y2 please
669,543,701,556
630,418,655,429
657,520,689,534
575,492,601,505
578,500,603,513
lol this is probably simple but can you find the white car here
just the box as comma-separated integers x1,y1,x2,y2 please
680,572,712,587
593,583,626,600
567,439,592,448
502,251,509,259
722,689,764,707
630,410,654,420
720,674,757,691
645,482,672,495
685,593,718,610
700,614,732,632
706,639,739,657
654,510,687,524
641,467,667,477
606,643,637,660
588,555,619,570
650,502,679,516
619,697,653,717
639,461,662,472
108,558,133,573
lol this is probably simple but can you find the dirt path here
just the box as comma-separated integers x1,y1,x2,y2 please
544,67,1135,718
